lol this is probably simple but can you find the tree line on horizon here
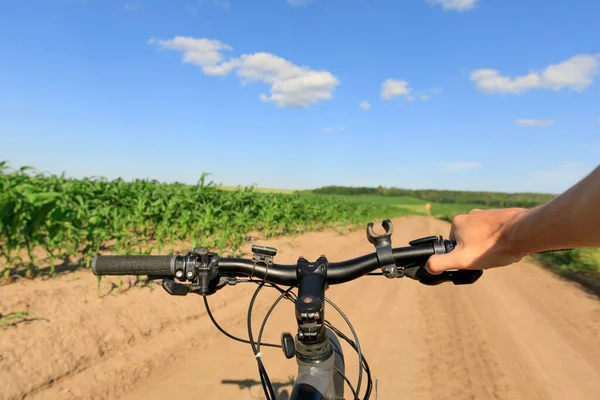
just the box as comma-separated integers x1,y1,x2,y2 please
310,185,556,208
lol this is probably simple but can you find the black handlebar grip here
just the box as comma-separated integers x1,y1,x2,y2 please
91,255,177,276
418,269,483,286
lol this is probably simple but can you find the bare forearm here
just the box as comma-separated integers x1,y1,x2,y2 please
507,165,600,257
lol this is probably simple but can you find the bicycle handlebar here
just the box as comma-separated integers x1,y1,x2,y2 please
91,240,483,287
215,245,438,285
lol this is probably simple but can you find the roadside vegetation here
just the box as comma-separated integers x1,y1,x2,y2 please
531,248,600,296
0,162,399,281
1,162,596,293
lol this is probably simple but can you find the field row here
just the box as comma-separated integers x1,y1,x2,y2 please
0,163,401,280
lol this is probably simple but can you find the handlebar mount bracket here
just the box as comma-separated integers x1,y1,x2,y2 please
251,245,277,278
367,220,403,278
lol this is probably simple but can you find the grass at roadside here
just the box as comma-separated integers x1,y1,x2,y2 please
531,249,600,296
327,193,489,222
429,203,492,222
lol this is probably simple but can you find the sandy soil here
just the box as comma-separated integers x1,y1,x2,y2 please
1,216,599,400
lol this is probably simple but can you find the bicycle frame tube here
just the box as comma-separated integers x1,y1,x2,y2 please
291,329,345,400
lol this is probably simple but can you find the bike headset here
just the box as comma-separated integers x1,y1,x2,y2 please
91,220,483,400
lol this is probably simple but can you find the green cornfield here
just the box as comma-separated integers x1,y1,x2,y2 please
0,162,399,280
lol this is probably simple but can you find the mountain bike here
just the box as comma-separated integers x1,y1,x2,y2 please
91,220,483,400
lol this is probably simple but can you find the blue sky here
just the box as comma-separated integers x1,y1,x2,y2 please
1,0,598,194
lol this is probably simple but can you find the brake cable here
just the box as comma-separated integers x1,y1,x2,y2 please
247,282,277,400
326,297,363,400
326,320,372,399
256,286,295,354
202,278,296,349
256,281,372,399
202,295,282,348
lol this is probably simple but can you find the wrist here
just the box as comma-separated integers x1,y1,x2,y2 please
501,207,535,259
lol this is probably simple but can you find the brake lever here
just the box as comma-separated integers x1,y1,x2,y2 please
162,278,190,296
404,263,483,285
161,275,229,296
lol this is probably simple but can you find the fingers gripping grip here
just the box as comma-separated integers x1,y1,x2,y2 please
405,236,483,285
91,256,176,276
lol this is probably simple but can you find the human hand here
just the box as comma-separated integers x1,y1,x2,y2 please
426,208,530,274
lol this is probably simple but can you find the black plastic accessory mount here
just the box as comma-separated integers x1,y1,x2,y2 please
367,219,402,278
251,245,277,279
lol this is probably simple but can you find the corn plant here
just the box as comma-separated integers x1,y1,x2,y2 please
0,161,400,280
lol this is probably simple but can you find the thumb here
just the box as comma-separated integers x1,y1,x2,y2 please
426,250,464,275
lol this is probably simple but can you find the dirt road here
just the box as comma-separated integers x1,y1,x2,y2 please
2,216,599,399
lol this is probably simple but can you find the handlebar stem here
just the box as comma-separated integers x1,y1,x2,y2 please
295,256,327,343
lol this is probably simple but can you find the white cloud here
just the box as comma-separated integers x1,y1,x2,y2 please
287,0,312,5
531,162,592,193
237,52,339,107
359,100,371,110
151,37,339,107
203,58,240,76
322,126,345,133
149,37,234,75
471,54,600,94
428,0,478,11
434,162,481,172
381,79,411,100
515,119,555,127
381,80,438,101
